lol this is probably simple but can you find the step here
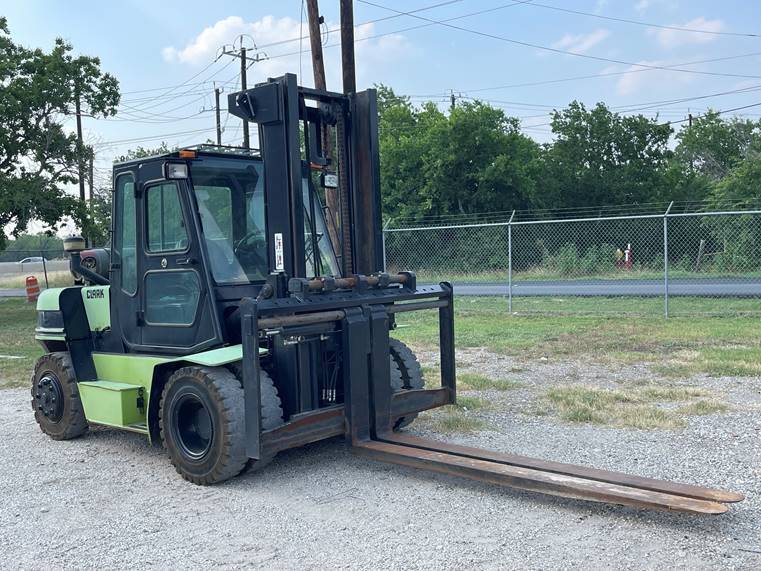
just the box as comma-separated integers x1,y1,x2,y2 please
78,380,146,430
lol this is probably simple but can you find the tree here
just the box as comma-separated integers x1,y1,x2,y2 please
542,101,674,210
376,85,541,221
0,17,119,248
675,111,759,180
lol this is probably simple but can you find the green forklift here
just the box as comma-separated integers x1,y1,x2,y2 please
31,74,743,514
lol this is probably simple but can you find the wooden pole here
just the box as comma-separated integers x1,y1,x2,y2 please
215,87,222,145
340,0,356,94
307,0,340,250
74,89,86,201
241,46,250,149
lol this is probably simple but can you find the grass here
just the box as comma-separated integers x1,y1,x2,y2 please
407,268,761,285
0,270,74,289
0,299,43,389
458,372,521,391
676,399,731,415
544,384,730,430
392,297,761,377
419,395,492,433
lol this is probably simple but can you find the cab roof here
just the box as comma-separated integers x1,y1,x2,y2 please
113,144,261,168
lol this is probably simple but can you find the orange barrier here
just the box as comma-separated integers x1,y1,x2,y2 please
25,276,40,303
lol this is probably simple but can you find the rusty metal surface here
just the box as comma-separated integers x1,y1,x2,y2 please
390,388,452,419
354,440,732,515
383,433,744,504
262,406,345,455
258,310,346,330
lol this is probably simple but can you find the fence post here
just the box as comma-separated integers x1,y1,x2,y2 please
663,201,674,318
41,250,49,289
381,218,392,271
508,210,515,313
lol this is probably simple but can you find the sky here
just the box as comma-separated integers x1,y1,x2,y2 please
4,0,761,193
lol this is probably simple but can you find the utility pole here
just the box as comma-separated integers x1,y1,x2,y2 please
215,87,223,145
450,90,456,111
220,36,266,149
74,88,86,202
88,155,94,202
307,0,339,249
340,0,356,94
688,113,693,128
306,0,327,92
240,47,250,148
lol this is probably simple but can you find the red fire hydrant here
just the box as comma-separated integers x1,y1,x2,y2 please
624,243,633,270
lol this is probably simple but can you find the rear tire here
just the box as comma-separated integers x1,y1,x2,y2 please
389,339,425,430
159,366,247,485
31,352,88,440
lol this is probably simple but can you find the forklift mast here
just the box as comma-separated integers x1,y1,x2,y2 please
227,73,384,279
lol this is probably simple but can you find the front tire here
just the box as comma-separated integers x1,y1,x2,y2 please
159,366,247,485
31,352,88,440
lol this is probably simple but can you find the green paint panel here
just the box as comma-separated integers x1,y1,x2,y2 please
35,333,65,341
36,288,65,311
92,353,169,389
185,345,243,365
79,380,146,428
81,286,111,331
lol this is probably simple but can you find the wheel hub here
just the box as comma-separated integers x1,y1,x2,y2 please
173,394,213,460
35,374,64,422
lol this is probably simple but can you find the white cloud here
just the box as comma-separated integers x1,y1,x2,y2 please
594,0,608,14
635,0,678,13
162,15,408,90
615,60,694,95
551,29,610,54
650,17,724,48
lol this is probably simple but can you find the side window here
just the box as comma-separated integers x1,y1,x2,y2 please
144,271,201,325
146,183,188,252
115,174,137,295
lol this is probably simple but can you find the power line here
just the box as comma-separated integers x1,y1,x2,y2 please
255,0,466,50
410,50,761,98
263,1,534,63
358,0,761,81
518,2,761,39
93,128,216,148
663,101,761,125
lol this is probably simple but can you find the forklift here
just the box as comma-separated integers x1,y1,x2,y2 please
31,74,743,514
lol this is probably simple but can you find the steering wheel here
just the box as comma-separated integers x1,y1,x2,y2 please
233,231,267,273
234,230,264,255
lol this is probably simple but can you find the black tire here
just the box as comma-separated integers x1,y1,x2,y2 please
227,363,284,431
159,366,247,485
389,339,425,430
31,352,88,440
227,363,285,474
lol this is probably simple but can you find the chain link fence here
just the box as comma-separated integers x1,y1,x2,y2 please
384,208,761,316
0,249,69,291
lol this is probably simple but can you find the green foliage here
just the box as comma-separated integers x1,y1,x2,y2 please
541,102,675,210
377,85,541,222
0,18,119,248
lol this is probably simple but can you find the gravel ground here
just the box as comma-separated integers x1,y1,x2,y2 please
2,353,759,570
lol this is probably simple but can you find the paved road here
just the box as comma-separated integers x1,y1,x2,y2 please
0,288,25,298
447,278,761,297
3,278,760,298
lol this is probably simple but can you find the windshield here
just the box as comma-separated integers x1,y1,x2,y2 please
303,175,341,277
191,159,340,283
192,160,267,283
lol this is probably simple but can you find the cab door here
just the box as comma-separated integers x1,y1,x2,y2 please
137,164,221,352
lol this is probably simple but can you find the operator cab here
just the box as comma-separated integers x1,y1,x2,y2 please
110,146,340,354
